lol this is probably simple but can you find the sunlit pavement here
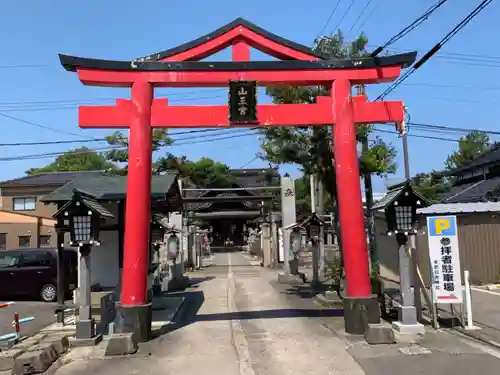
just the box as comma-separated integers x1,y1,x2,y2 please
53,251,500,375
0,300,58,340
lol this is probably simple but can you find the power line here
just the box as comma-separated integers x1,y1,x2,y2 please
3,119,499,149
0,64,50,69
0,112,94,140
354,3,379,34
348,0,374,34
0,129,261,162
4,80,500,116
316,0,342,38
375,0,493,101
0,127,252,147
239,155,260,168
331,0,359,33
371,0,449,57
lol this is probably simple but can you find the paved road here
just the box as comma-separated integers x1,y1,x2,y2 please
53,252,500,375
0,300,57,339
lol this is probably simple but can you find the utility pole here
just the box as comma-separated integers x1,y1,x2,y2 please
399,119,423,322
358,85,377,274
310,124,326,284
310,174,316,214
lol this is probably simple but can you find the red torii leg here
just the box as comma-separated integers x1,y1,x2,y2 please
332,79,383,333
118,81,154,340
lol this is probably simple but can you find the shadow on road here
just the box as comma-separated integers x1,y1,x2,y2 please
152,289,206,340
195,308,343,322
280,283,332,300
188,276,216,288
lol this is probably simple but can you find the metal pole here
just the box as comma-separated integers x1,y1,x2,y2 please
317,179,326,282
56,229,65,324
310,174,316,213
358,85,378,274
401,131,424,321
402,133,411,180
464,270,477,330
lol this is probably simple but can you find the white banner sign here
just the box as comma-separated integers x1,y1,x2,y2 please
278,228,284,263
427,215,463,304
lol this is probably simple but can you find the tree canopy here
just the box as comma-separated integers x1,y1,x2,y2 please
25,147,117,175
105,129,172,165
259,30,397,201
412,130,492,202
445,130,491,171
154,154,235,187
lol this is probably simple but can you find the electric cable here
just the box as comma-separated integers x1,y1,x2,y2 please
375,0,493,101
348,0,374,34
316,0,342,39
330,0,359,33
353,3,379,34
0,130,261,162
371,0,450,57
1,125,483,163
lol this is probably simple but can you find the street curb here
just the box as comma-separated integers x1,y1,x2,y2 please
453,326,500,351
419,309,500,351
313,294,343,308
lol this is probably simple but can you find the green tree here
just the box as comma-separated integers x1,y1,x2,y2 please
445,130,491,171
105,129,173,166
25,147,117,175
412,131,491,202
154,154,234,187
260,30,397,227
411,172,452,202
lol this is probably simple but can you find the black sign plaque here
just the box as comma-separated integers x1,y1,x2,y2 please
228,80,258,124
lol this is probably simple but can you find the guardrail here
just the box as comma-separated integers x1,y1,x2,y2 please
0,302,35,347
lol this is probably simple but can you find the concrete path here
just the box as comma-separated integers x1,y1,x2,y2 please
52,252,365,375
51,252,500,375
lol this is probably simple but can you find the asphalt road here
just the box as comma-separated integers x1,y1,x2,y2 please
0,300,57,339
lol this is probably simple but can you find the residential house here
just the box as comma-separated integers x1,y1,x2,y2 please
40,173,182,293
0,171,106,249
441,143,500,203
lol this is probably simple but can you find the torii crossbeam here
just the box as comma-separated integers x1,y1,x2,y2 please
59,18,416,339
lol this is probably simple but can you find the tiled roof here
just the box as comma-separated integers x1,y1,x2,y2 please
371,185,405,210
41,174,177,202
441,177,500,203
0,170,107,187
446,143,500,176
417,202,500,215
55,190,115,218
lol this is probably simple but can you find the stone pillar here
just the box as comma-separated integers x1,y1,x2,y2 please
270,218,279,267
73,245,101,345
261,223,272,267
188,226,196,270
392,234,424,335
281,175,297,273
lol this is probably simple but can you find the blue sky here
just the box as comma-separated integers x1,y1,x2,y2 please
0,0,498,193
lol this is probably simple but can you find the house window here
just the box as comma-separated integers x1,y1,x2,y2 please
13,197,36,211
0,233,6,250
18,236,31,247
39,235,51,247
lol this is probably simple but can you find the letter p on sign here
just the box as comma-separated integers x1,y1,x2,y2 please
428,216,457,237
435,219,450,235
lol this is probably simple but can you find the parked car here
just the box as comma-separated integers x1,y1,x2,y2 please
0,248,78,302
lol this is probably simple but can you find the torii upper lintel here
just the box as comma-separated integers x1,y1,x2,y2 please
137,18,325,62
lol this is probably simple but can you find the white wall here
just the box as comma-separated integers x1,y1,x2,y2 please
90,230,120,288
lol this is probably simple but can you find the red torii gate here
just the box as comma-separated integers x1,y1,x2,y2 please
59,18,416,339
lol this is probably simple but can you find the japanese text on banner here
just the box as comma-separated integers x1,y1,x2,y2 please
427,215,463,304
